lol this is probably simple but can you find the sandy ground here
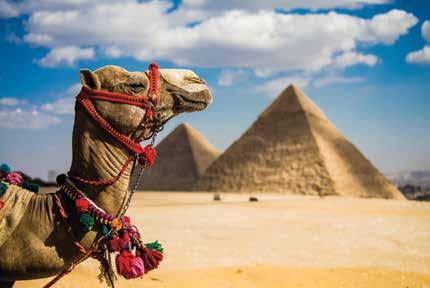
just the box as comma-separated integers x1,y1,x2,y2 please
15,192,430,287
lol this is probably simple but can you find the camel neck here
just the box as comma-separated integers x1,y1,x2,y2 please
68,106,133,216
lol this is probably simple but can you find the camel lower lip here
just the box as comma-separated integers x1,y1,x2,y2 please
174,93,210,106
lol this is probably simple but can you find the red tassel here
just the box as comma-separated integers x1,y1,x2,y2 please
121,231,131,250
138,145,157,167
116,250,145,279
123,215,131,225
109,235,122,252
75,198,90,213
137,247,163,272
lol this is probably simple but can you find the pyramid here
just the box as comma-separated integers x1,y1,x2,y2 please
195,85,404,199
136,123,219,191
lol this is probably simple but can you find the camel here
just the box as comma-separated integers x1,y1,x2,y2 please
0,64,212,287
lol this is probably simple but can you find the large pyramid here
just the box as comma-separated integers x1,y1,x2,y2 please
195,85,404,199
136,123,219,191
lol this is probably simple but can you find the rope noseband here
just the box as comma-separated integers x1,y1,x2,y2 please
68,63,160,185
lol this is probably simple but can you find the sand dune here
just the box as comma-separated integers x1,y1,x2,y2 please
15,192,430,287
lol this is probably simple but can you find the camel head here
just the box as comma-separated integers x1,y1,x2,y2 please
79,65,212,138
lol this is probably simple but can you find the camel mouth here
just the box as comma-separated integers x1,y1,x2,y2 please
172,89,212,112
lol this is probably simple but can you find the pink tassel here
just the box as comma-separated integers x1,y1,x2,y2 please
6,172,23,185
116,250,145,279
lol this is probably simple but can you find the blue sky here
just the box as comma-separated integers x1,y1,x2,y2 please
0,0,429,180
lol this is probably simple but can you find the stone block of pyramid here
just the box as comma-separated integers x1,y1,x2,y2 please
136,123,219,191
195,85,404,199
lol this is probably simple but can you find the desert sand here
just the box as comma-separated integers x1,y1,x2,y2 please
15,192,430,287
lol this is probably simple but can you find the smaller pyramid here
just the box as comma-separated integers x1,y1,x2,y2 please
136,123,219,191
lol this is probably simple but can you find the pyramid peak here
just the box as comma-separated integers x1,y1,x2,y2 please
135,123,219,190
176,122,192,130
260,84,327,120
163,123,219,156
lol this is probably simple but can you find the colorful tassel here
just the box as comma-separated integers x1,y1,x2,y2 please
6,172,23,185
80,213,95,232
0,163,11,174
102,225,110,236
0,182,8,197
120,231,131,250
75,197,90,213
116,250,145,279
123,215,131,225
109,235,122,252
145,241,164,253
138,145,157,167
110,218,123,231
137,246,163,272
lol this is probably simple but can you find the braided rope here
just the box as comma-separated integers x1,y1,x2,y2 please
54,193,88,254
80,86,150,107
77,96,145,154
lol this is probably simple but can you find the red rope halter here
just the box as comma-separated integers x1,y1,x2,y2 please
67,63,160,186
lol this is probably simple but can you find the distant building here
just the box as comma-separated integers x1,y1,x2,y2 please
48,170,59,183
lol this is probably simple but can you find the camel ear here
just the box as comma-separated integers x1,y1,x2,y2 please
80,69,101,89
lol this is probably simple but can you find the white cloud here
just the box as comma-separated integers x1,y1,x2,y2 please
333,51,378,68
218,69,247,86
103,46,123,58
0,77,86,131
359,9,417,44
314,75,364,87
0,0,392,20
257,75,310,96
422,20,430,42
0,83,82,129
406,46,430,64
0,97,21,106
254,68,276,78
25,7,417,72
5,0,416,72
0,108,61,129
406,21,430,65
0,0,19,18
182,0,391,13
37,46,95,67
41,83,81,114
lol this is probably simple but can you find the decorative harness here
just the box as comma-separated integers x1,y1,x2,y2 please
43,63,164,288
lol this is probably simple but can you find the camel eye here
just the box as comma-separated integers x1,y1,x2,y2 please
130,82,144,88
129,82,145,92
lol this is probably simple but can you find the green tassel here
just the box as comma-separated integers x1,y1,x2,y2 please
145,241,163,253
0,163,11,174
102,225,110,236
0,182,8,197
80,213,95,232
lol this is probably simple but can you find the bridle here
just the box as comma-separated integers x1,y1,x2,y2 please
67,62,162,186
44,63,165,288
